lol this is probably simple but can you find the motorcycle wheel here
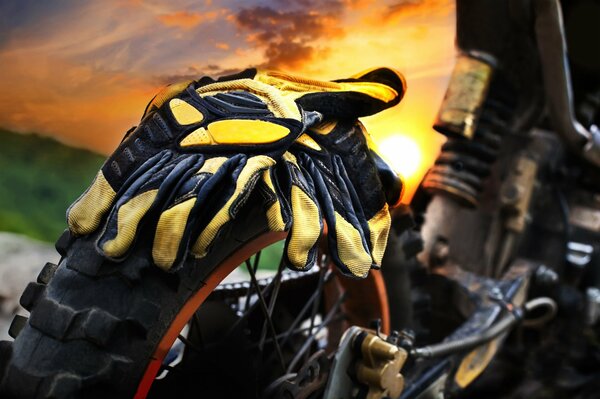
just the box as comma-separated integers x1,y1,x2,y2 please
0,194,389,399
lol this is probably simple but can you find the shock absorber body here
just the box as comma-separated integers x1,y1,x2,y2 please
423,52,510,208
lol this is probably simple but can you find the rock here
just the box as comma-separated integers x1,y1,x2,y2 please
0,232,59,339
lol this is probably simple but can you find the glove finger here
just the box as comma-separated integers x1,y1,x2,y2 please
254,67,406,119
280,153,323,271
152,156,229,270
261,168,289,233
332,155,390,268
99,154,203,259
300,154,372,278
366,203,391,267
67,150,170,236
191,155,276,259
305,120,394,266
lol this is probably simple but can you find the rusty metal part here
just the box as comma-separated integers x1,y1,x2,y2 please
426,258,536,389
499,155,538,233
434,51,496,140
263,351,330,399
570,205,600,232
494,154,538,271
355,330,408,399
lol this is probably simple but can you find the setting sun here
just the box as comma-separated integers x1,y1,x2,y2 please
378,135,423,181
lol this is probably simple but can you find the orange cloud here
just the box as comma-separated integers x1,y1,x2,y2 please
215,42,230,50
157,10,219,30
381,0,454,23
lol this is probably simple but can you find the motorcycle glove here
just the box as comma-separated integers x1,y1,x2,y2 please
271,119,402,279
67,68,403,271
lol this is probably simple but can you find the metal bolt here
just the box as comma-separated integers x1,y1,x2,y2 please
535,265,559,286
489,287,504,301
430,238,450,267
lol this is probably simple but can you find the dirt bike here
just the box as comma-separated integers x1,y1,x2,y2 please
1,0,600,398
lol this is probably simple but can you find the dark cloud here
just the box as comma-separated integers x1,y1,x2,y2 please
233,1,345,69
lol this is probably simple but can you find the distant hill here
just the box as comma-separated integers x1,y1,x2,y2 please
0,129,105,242
0,129,283,271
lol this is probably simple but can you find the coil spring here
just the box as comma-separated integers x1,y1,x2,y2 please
424,105,507,207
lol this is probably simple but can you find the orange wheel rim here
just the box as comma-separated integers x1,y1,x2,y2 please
134,231,285,399
133,231,390,398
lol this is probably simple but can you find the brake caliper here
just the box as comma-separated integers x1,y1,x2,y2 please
324,326,408,399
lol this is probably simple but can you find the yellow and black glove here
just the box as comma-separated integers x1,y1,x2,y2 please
67,73,318,271
67,68,403,272
261,68,406,278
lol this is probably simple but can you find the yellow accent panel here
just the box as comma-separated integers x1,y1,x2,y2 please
287,186,321,269
169,98,204,125
192,156,276,257
296,134,322,151
180,127,212,147
152,198,196,271
368,205,391,266
196,79,301,120
197,157,228,175
68,171,116,235
263,170,286,232
310,120,337,135
101,189,158,257
146,80,193,117
334,212,373,277
180,120,291,147
208,119,290,144
256,70,399,104
455,340,499,388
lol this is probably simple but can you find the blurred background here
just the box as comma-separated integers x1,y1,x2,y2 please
0,0,455,336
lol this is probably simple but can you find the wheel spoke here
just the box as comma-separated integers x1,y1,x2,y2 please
249,313,346,349
304,259,328,364
177,334,203,354
309,258,327,336
245,258,287,372
243,250,262,312
191,313,205,350
162,244,347,392
258,256,286,350
279,269,333,350
286,292,347,373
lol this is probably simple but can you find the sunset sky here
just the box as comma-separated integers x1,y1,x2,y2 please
0,0,456,199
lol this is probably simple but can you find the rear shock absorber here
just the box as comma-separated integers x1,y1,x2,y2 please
423,51,506,207
424,108,506,207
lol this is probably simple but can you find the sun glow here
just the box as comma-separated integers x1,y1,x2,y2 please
378,135,422,180
375,133,435,204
